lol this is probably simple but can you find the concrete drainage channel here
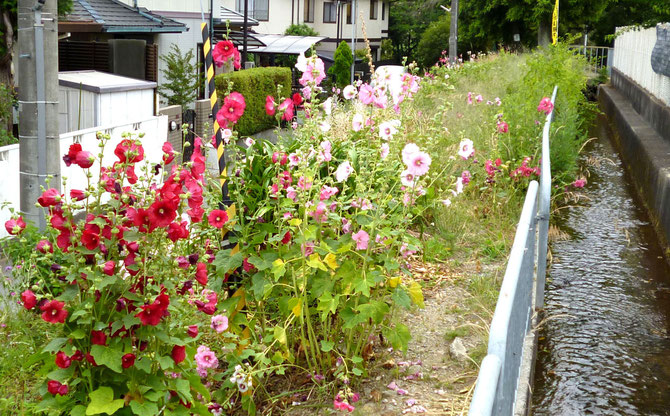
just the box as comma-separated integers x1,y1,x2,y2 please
467,87,557,416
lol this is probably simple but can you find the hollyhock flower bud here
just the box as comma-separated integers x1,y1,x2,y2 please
70,189,86,201
38,189,62,207
75,151,95,168
55,351,71,369
187,325,199,338
195,262,208,286
172,345,186,364
103,261,115,276
91,330,107,346
35,239,53,254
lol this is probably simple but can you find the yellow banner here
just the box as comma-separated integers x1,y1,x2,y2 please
551,0,559,45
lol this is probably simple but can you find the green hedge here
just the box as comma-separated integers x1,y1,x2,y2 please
215,67,292,136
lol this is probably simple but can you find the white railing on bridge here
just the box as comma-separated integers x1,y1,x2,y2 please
468,86,557,416
0,115,167,238
613,25,670,106
570,45,613,75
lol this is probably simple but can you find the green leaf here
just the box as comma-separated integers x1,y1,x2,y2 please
320,340,334,352
317,292,339,321
123,314,141,328
90,345,124,373
86,386,125,415
306,253,328,271
129,400,159,416
383,323,412,352
174,379,193,403
392,287,412,309
158,355,174,370
42,337,68,354
213,249,244,276
271,258,286,280
273,326,287,346
353,273,375,297
185,372,211,402
134,357,151,374
71,405,87,416
357,300,390,324
352,367,363,376
69,328,86,340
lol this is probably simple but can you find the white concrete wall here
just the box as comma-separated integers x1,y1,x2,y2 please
0,115,168,238
613,25,670,106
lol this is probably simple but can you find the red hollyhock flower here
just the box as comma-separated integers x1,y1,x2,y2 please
85,352,98,366
56,229,73,252
114,139,145,164
91,330,107,346
21,290,37,309
63,143,82,167
217,92,246,126
40,300,68,324
281,231,292,245
187,325,199,338
243,257,256,273
187,206,204,224
292,92,303,107
47,380,68,396
136,294,170,326
162,141,176,165
4,216,26,235
212,40,236,67
171,345,186,364
71,350,84,361
265,95,276,116
195,262,208,286
75,151,95,168
121,353,136,369
70,189,86,201
37,188,62,207
81,229,100,250
148,199,178,229
55,351,71,369
127,207,152,233
167,221,189,242
207,209,228,229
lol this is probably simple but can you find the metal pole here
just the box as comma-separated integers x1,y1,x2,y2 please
242,0,248,68
449,0,458,64
18,0,60,230
351,0,356,84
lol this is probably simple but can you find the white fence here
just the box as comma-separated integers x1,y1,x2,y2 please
0,115,168,238
613,25,670,105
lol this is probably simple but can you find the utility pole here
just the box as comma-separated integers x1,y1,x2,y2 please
18,0,60,230
351,0,356,85
448,0,458,64
242,0,248,68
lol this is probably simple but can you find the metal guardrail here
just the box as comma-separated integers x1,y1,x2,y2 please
468,86,557,416
570,45,614,75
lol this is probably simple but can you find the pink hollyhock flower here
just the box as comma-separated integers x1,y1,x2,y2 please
352,230,370,250
401,170,417,187
573,178,586,188
461,170,471,186
475,94,483,103
400,243,416,258
358,83,374,105
301,242,315,257
63,143,82,167
485,160,496,177
217,92,246,126
320,185,339,201
310,202,328,223
286,186,298,201
265,95,276,116
467,92,473,105
318,140,332,163
373,145,388,163
333,399,355,412
537,97,554,115
378,120,399,140
103,260,115,276
343,85,357,99
352,113,364,132
458,139,475,159
298,176,312,190
4,216,26,236
279,97,295,121
406,151,431,177
495,97,502,106
210,314,228,333
402,143,420,165
213,40,236,67
288,153,301,166
335,161,354,182
497,120,509,133
373,88,388,109
299,56,326,86
195,345,218,369
221,128,233,144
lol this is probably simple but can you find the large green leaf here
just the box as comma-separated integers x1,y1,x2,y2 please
383,323,412,352
90,345,124,373
129,400,159,416
86,387,125,415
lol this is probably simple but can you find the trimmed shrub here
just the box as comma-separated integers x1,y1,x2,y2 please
328,41,353,88
215,67,292,136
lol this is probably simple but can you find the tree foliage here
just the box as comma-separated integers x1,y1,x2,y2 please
284,23,320,37
416,17,450,68
328,41,353,88
157,45,202,109
388,0,447,63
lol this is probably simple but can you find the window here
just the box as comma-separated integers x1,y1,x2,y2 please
369,0,378,20
346,2,352,24
381,1,385,20
235,0,269,21
323,2,337,23
304,0,315,22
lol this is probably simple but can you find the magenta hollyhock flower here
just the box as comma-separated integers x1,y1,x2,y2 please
497,120,509,133
47,380,68,396
210,314,228,333
36,239,52,254
333,399,355,412
297,176,312,190
121,353,136,369
75,151,95,168
21,290,37,309
187,325,199,338
70,189,86,201
217,92,246,126
352,230,370,250
461,170,471,186
537,97,554,115
265,95,276,116
467,92,473,105
207,209,229,229
406,151,432,177
279,97,295,121
310,202,328,223
4,216,26,235
37,188,62,207
195,262,208,286
40,300,68,324
301,242,315,257
573,178,586,188
162,141,176,164
212,40,236,67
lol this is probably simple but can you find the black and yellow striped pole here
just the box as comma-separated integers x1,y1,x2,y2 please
201,23,248,334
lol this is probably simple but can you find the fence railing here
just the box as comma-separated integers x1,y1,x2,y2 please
468,86,557,416
570,46,613,75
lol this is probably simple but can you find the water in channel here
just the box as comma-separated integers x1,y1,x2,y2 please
532,114,670,415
